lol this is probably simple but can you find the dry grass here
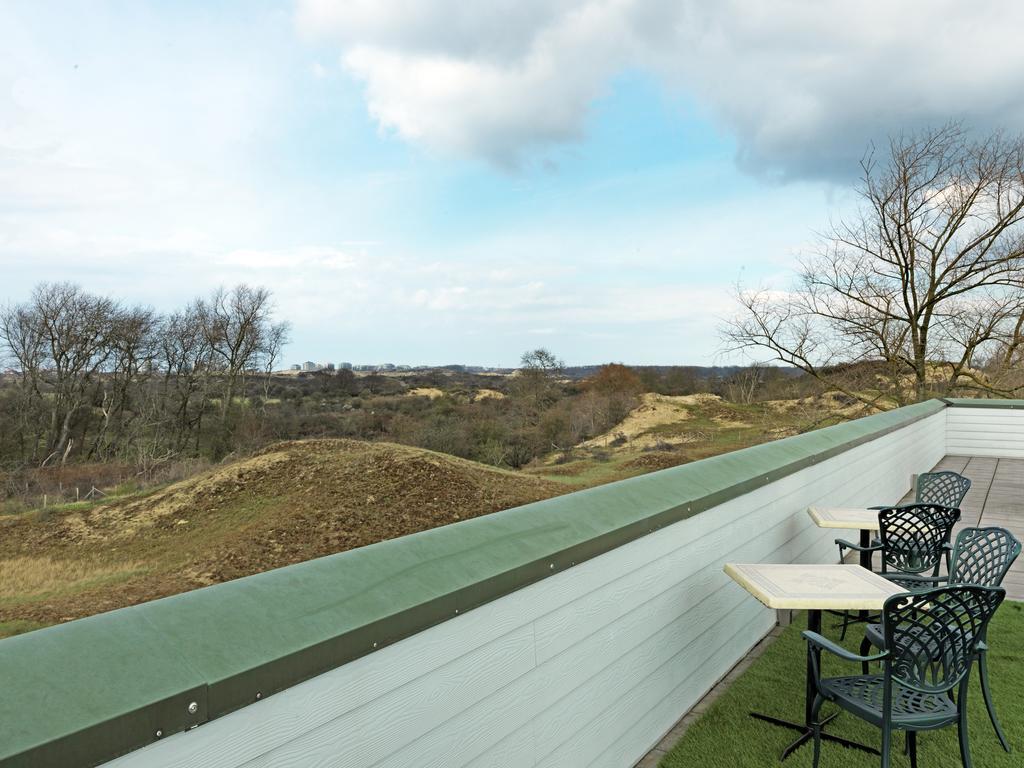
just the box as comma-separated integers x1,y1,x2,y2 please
0,556,143,602
579,393,704,450
474,388,506,400
408,387,445,399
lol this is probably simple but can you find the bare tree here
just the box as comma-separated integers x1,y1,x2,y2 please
154,301,213,452
88,304,157,460
514,347,565,407
0,301,48,461
724,364,765,405
198,285,290,454
1,284,122,464
723,124,1024,406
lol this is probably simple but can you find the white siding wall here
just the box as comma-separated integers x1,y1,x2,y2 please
106,412,946,768
947,406,1024,458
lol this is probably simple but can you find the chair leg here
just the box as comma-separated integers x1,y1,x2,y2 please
908,731,918,768
839,611,849,641
978,650,1011,752
811,694,825,768
958,697,973,768
860,635,873,675
881,724,892,768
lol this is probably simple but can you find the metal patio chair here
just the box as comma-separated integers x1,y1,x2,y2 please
860,527,1022,751
833,504,961,638
916,471,972,509
870,471,972,511
871,471,970,568
804,584,1006,768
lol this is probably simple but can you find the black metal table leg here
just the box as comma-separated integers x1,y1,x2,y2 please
831,527,877,633
858,528,873,570
748,609,880,761
858,529,872,626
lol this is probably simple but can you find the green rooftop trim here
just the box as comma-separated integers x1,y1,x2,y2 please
0,398,963,767
943,397,1024,409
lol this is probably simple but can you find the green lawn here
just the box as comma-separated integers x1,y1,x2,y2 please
662,601,1024,767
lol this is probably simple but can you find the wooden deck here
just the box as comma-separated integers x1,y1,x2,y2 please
904,455,1024,601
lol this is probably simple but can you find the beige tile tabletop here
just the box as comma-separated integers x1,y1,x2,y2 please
806,506,881,530
724,563,905,610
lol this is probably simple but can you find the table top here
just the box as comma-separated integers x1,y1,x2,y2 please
724,563,905,610
807,506,881,530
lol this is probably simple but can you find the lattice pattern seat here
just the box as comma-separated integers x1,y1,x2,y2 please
834,504,961,641
916,471,972,509
952,527,1021,586
820,675,957,727
877,504,958,575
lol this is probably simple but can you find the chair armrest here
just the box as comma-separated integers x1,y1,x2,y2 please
802,631,889,664
835,538,883,553
884,573,947,590
803,631,889,685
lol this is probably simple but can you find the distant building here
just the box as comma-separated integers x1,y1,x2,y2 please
338,362,353,370
397,365,412,371
380,363,396,371
321,362,335,371
289,364,301,371
301,361,317,372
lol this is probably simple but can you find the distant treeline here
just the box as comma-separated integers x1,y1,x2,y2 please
0,282,288,468
0,283,817,494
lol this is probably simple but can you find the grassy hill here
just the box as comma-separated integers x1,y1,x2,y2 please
525,392,858,486
0,439,568,638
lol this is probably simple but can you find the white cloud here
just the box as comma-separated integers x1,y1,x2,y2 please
299,0,1024,177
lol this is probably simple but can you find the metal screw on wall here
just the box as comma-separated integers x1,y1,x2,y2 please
187,702,198,715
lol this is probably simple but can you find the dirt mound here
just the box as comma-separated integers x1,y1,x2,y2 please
0,440,566,632
622,452,689,471
579,393,696,450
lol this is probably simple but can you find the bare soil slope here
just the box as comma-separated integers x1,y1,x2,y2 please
0,439,566,635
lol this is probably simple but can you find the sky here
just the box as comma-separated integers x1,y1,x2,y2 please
3,1,1024,367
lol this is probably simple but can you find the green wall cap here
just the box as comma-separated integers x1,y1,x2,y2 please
944,398,1024,409
0,398,951,766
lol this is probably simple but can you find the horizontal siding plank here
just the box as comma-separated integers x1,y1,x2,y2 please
594,612,776,768
105,592,541,768
370,662,543,768
244,625,536,768
533,591,761,760
536,609,769,768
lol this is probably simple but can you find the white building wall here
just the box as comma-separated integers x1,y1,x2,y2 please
946,406,1024,458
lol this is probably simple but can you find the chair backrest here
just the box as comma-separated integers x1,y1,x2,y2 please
878,504,960,575
951,527,1022,587
883,585,1005,694
916,471,971,509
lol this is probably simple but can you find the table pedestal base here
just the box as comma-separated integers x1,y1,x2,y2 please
749,711,880,761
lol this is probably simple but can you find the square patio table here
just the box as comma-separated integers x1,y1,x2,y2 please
724,563,905,761
806,506,881,569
